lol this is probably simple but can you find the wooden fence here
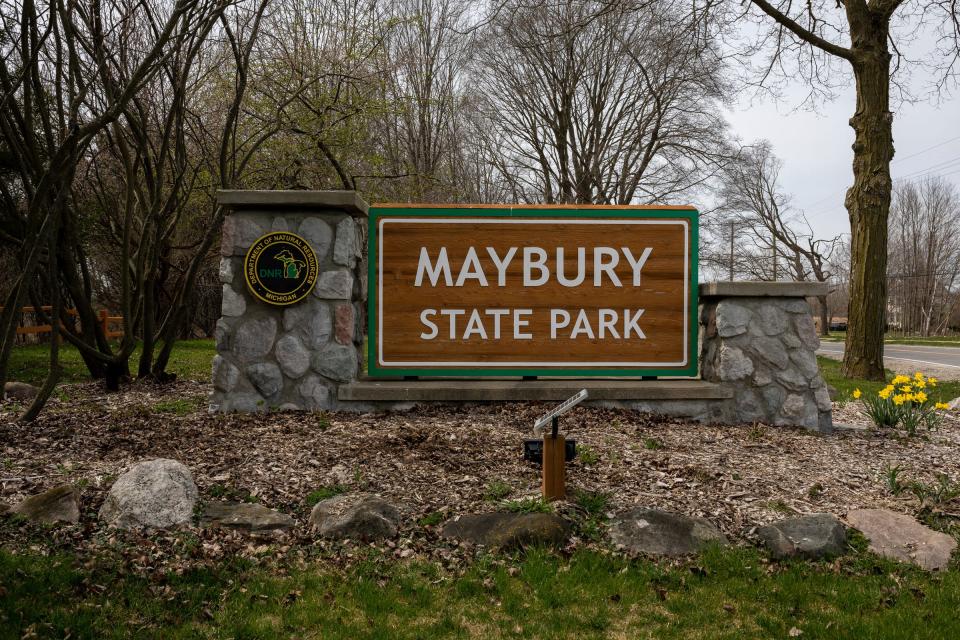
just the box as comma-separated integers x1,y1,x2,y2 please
1,306,123,343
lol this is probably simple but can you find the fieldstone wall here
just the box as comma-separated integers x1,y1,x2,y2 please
208,192,832,431
209,191,368,412
699,283,832,431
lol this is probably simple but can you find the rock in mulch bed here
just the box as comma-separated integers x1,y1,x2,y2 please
3,381,38,401
441,512,570,550
609,507,728,557
757,513,847,560
99,458,198,530
846,508,957,571
309,493,400,540
201,502,295,535
11,484,80,524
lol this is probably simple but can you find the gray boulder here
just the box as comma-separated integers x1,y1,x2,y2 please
245,362,283,399
847,508,957,571
12,485,80,524
311,344,359,382
200,502,295,535
99,459,198,530
4,381,39,401
309,493,400,540
757,513,847,559
441,512,570,550
609,507,728,556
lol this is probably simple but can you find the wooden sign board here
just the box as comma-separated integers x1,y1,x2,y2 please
368,205,698,377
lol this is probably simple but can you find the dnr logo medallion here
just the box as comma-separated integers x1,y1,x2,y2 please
243,232,319,306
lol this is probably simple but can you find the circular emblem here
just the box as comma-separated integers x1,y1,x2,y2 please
243,232,318,306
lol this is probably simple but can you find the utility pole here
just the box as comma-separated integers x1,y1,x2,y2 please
728,220,735,281
772,234,777,281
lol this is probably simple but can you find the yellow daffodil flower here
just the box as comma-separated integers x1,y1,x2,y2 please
929,377,938,387
891,375,910,385
878,387,892,400
914,371,925,381
914,391,928,404
900,385,912,393
935,402,950,410
852,389,862,399
892,394,906,406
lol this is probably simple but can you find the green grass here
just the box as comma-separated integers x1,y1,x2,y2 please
822,330,960,347
3,546,960,639
483,481,514,502
305,485,348,506
7,339,215,386
817,356,960,402
500,497,554,514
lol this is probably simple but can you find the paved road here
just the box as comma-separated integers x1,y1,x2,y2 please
817,342,960,371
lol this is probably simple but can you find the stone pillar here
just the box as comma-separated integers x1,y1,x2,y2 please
699,282,833,432
209,191,368,412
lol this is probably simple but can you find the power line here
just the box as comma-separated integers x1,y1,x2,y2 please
799,137,960,214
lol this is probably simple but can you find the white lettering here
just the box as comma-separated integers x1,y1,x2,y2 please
598,308,620,339
593,247,621,287
523,248,549,286
514,309,533,339
419,309,438,339
570,309,596,339
415,247,453,287
455,247,488,287
621,247,652,286
550,309,571,339
463,309,488,339
486,247,517,287
556,247,586,287
440,308,465,339
624,308,646,339
486,308,510,339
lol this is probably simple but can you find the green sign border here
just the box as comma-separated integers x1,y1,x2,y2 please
367,206,699,378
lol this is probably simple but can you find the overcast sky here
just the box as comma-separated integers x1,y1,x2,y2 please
725,77,960,244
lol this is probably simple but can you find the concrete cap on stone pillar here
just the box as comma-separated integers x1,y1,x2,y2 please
699,281,832,299
217,190,369,217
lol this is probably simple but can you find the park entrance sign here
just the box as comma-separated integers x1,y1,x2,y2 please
368,204,698,377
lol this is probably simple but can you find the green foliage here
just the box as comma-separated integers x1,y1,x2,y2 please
417,511,445,527
500,497,553,514
208,484,259,504
4,546,960,639
483,481,513,502
573,490,612,542
881,464,906,496
806,482,824,499
153,398,202,416
818,357,960,405
576,444,599,465
642,437,663,450
574,490,611,518
305,485,347,506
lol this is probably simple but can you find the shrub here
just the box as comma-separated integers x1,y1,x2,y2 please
856,372,948,435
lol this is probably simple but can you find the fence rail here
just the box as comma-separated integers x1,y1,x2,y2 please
1,306,123,342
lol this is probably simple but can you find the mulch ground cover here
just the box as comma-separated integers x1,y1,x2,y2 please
2,380,959,574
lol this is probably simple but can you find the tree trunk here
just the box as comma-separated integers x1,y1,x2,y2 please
817,295,830,337
842,23,893,381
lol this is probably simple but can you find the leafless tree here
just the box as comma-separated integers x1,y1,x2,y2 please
0,0,233,417
887,178,960,336
719,142,840,334
376,0,477,201
726,0,960,378
477,0,732,205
